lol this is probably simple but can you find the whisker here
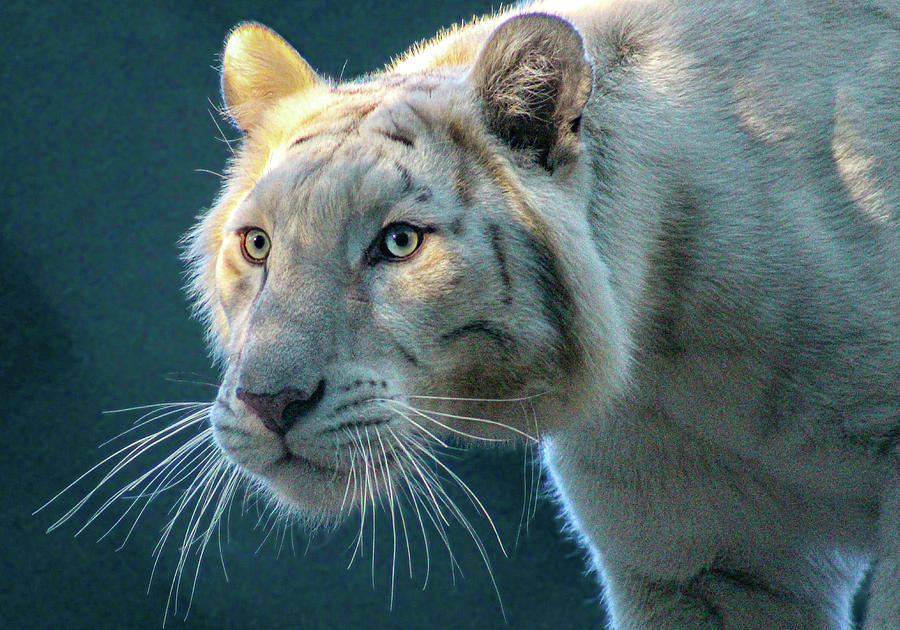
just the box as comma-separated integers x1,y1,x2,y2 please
389,430,460,579
379,404,450,449
183,461,236,619
516,441,532,548
107,435,217,548
529,404,543,524
96,403,209,449
384,400,512,444
404,440,507,620
162,373,221,389
374,429,399,609
207,104,238,159
397,400,540,443
338,444,356,517
38,407,211,531
169,457,228,619
150,453,225,615
388,427,432,586
383,433,415,581
347,427,369,569
78,417,213,536
405,439,507,557
407,391,551,404
363,427,378,587
102,401,209,415
193,168,226,180
155,453,222,625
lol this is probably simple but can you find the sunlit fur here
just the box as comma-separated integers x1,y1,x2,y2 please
47,1,898,628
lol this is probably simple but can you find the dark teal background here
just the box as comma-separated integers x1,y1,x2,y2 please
1,2,608,628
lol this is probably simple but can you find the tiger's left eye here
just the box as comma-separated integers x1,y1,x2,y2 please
240,228,271,263
379,224,422,260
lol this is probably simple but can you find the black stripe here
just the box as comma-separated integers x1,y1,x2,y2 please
487,222,512,304
518,227,578,369
379,129,414,147
291,134,316,147
391,338,419,366
877,424,900,456
441,320,515,351
454,157,475,205
394,161,413,192
708,565,787,600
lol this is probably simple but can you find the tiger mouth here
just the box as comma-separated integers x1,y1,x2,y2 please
272,451,339,475
274,419,399,477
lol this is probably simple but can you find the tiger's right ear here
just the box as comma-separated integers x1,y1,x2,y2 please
221,23,323,131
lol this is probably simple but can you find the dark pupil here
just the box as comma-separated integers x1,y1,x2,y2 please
251,234,266,250
392,231,409,248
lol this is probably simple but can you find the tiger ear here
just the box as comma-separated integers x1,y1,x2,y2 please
221,23,323,131
471,13,592,170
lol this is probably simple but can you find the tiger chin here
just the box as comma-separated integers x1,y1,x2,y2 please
185,1,899,628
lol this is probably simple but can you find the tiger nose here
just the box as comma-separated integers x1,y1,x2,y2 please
235,379,326,435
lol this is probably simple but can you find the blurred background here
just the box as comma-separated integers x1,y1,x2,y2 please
1,1,609,628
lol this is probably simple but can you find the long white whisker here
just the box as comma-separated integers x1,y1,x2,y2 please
216,469,242,582
46,409,211,535
348,427,369,568
529,403,543,523
516,441,532,548
389,430,461,580
151,450,221,597
363,427,378,588
207,105,238,159
159,453,222,625
385,400,512,444
404,440,507,620
36,407,209,523
375,429,399,608
172,457,228,619
184,461,236,620
102,401,209,415
405,439,507,557
108,435,217,549
100,403,210,448
151,451,219,569
394,400,539,443
383,431,414,580
388,428,431,586
80,421,213,538
380,405,450,450
407,391,551,404
339,445,356,517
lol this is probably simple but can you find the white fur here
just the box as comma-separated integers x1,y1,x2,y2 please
192,2,899,628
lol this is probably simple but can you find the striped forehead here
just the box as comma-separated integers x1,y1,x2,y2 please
247,148,412,236
283,75,453,152
235,78,462,255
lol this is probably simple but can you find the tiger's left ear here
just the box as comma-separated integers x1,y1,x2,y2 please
471,13,593,170
221,23,324,131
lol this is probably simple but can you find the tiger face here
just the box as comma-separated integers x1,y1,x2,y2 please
189,15,629,521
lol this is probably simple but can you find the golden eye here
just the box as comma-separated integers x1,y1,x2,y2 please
240,228,270,263
380,224,422,260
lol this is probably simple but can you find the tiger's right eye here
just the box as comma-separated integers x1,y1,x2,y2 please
240,228,271,264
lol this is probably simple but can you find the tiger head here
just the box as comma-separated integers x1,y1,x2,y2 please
186,13,630,522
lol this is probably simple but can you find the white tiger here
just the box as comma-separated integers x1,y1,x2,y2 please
179,1,900,627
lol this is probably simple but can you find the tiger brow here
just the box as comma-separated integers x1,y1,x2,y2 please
377,128,414,147
394,161,413,193
291,133,319,147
